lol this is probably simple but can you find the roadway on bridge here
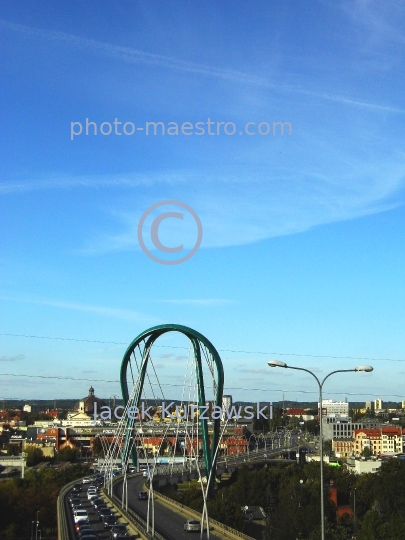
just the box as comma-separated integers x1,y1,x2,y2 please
109,437,305,539
116,474,223,540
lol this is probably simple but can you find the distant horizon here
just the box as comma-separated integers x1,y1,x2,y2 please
2,398,403,408
1,2,404,406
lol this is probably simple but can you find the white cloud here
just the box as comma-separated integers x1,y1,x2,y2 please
160,299,233,307
0,354,25,362
1,18,403,114
75,160,404,253
0,295,157,323
1,155,404,254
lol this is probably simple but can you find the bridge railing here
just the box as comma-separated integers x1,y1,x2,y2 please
148,444,298,478
150,486,256,540
57,478,81,540
105,474,166,540
103,445,299,540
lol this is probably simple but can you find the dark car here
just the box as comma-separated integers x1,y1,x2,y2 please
70,497,81,507
77,525,97,537
138,491,148,500
93,499,106,510
102,514,117,528
80,536,98,540
76,523,93,533
98,507,113,520
79,531,97,539
110,524,129,538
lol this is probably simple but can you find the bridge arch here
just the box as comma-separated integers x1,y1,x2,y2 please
120,324,224,496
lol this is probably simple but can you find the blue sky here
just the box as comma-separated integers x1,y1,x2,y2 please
1,1,405,404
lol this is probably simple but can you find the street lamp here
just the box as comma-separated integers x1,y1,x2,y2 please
353,487,357,533
35,511,39,540
268,360,373,540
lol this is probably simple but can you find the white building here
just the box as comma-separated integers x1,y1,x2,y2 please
347,457,382,475
322,417,380,441
321,400,349,417
221,395,232,421
374,399,383,411
23,404,40,413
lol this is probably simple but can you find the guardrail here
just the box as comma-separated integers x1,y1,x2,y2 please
151,487,256,540
105,475,166,540
57,478,81,540
101,445,300,540
149,445,298,478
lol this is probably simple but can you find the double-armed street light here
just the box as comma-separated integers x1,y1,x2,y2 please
267,360,373,540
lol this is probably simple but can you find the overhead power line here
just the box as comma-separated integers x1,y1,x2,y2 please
0,372,401,399
0,332,403,362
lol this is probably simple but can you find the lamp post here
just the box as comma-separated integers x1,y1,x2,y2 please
259,433,267,452
353,487,356,533
268,360,373,540
35,510,39,540
247,434,255,459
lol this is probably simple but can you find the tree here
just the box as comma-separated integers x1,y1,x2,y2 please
0,463,90,538
159,439,169,455
56,446,80,462
25,445,44,466
305,419,319,435
323,439,332,455
91,437,103,457
356,508,384,540
6,444,19,456
57,409,68,420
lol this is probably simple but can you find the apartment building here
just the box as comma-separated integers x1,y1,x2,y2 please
321,400,349,417
323,416,380,440
353,429,382,455
353,426,403,456
374,399,383,411
381,427,403,454
222,395,233,421
332,437,353,457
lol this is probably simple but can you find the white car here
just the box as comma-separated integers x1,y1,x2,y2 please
184,520,201,532
73,510,89,524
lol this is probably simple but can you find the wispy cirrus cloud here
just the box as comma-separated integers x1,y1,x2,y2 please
237,367,269,374
0,173,154,195
0,354,25,362
0,295,157,323
160,299,234,307
1,157,404,254
1,18,404,114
